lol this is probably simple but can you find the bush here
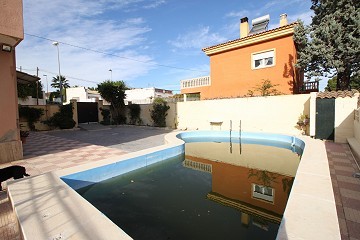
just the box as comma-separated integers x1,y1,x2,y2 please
45,104,75,129
18,106,44,130
128,104,141,125
150,98,170,127
100,108,111,125
112,115,127,125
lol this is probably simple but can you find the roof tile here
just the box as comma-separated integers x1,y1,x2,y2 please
202,22,298,52
316,90,359,99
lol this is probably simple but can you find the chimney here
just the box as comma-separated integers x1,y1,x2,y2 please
280,13,288,27
240,17,249,38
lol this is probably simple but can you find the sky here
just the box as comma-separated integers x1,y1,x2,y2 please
16,0,321,93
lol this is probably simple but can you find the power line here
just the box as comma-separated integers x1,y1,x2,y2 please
39,69,99,84
24,33,208,73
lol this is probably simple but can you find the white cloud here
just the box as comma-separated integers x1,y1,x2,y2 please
16,0,157,89
225,10,250,18
168,26,227,50
144,0,166,9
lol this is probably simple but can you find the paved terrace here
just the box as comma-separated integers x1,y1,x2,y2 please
0,125,359,240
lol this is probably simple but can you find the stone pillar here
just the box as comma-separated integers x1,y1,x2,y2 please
98,100,104,123
70,99,78,128
184,94,187,102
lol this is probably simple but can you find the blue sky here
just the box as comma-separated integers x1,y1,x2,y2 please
16,0,320,93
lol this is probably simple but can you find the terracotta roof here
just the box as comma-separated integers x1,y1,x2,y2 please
316,90,359,99
202,22,298,52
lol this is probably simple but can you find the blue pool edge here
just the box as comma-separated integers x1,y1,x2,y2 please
61,131,305,190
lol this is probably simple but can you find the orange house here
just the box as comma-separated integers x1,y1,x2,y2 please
0,0,24,162
181,14,318,100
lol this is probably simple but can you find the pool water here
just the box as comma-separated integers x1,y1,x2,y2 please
77,142,301,240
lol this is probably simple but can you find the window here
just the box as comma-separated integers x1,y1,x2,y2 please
252,184,274,202
252,50,275,69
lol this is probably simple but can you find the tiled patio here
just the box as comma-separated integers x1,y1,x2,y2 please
0,132,359,240
0,132,127,240
326,141,360,240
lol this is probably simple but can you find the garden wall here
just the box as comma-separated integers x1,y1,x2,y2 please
334,96,359,143
177,94,311,135
99,102,176,128
18,96,46,106
126,103,176,128
19,104,60,131
348,107,360,161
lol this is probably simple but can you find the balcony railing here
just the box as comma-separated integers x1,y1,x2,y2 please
181,76,211,89
299,81,319,93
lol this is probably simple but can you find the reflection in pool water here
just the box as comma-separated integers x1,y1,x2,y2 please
77,141,300,240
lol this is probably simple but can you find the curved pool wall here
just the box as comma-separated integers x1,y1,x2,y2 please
61,131,304,190
178,131,304,156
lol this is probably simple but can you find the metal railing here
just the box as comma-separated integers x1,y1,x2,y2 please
299,81,319,93
181,76,211,89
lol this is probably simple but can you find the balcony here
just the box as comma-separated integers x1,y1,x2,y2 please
299,81,319,94
181,76,211,89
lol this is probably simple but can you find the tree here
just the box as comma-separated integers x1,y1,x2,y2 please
325,75,360,91
248,79,282,96
97,80,128,124
150,98,170,127
294,0,360,90
51,75,70,90
18,81,43,100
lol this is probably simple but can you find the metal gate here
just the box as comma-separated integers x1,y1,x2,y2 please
315,98,335,140
77,102,99,123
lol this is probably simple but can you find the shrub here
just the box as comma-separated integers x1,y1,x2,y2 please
100,108,111,125
128,104,141,125
150,98,170,127
46,104,75,129
18,106,44,130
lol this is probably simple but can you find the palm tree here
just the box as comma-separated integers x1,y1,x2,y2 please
51,75,70,91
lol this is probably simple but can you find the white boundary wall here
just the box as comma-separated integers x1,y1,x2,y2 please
177,94,311,135
334,96,359,143
355,107,360,142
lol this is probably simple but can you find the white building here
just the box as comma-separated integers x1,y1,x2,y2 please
125,87,173,104
65,87,105,104
65,86,173,105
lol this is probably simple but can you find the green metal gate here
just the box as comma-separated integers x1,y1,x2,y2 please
315,98,335,140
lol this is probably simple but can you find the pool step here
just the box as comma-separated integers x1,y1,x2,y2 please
183,159,212,173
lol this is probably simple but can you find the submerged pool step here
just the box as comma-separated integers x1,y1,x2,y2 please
183,159,212,173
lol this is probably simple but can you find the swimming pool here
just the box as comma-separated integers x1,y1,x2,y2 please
7,130,340,240
61,131,304,190
61,131,304,239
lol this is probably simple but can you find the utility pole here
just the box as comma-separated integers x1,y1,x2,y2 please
36,67,39,105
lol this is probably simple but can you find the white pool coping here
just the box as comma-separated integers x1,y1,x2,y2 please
7,132,340,240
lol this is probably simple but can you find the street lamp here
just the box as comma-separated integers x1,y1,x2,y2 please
109,69,112,81
43,74,48,95
52,41,62,104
